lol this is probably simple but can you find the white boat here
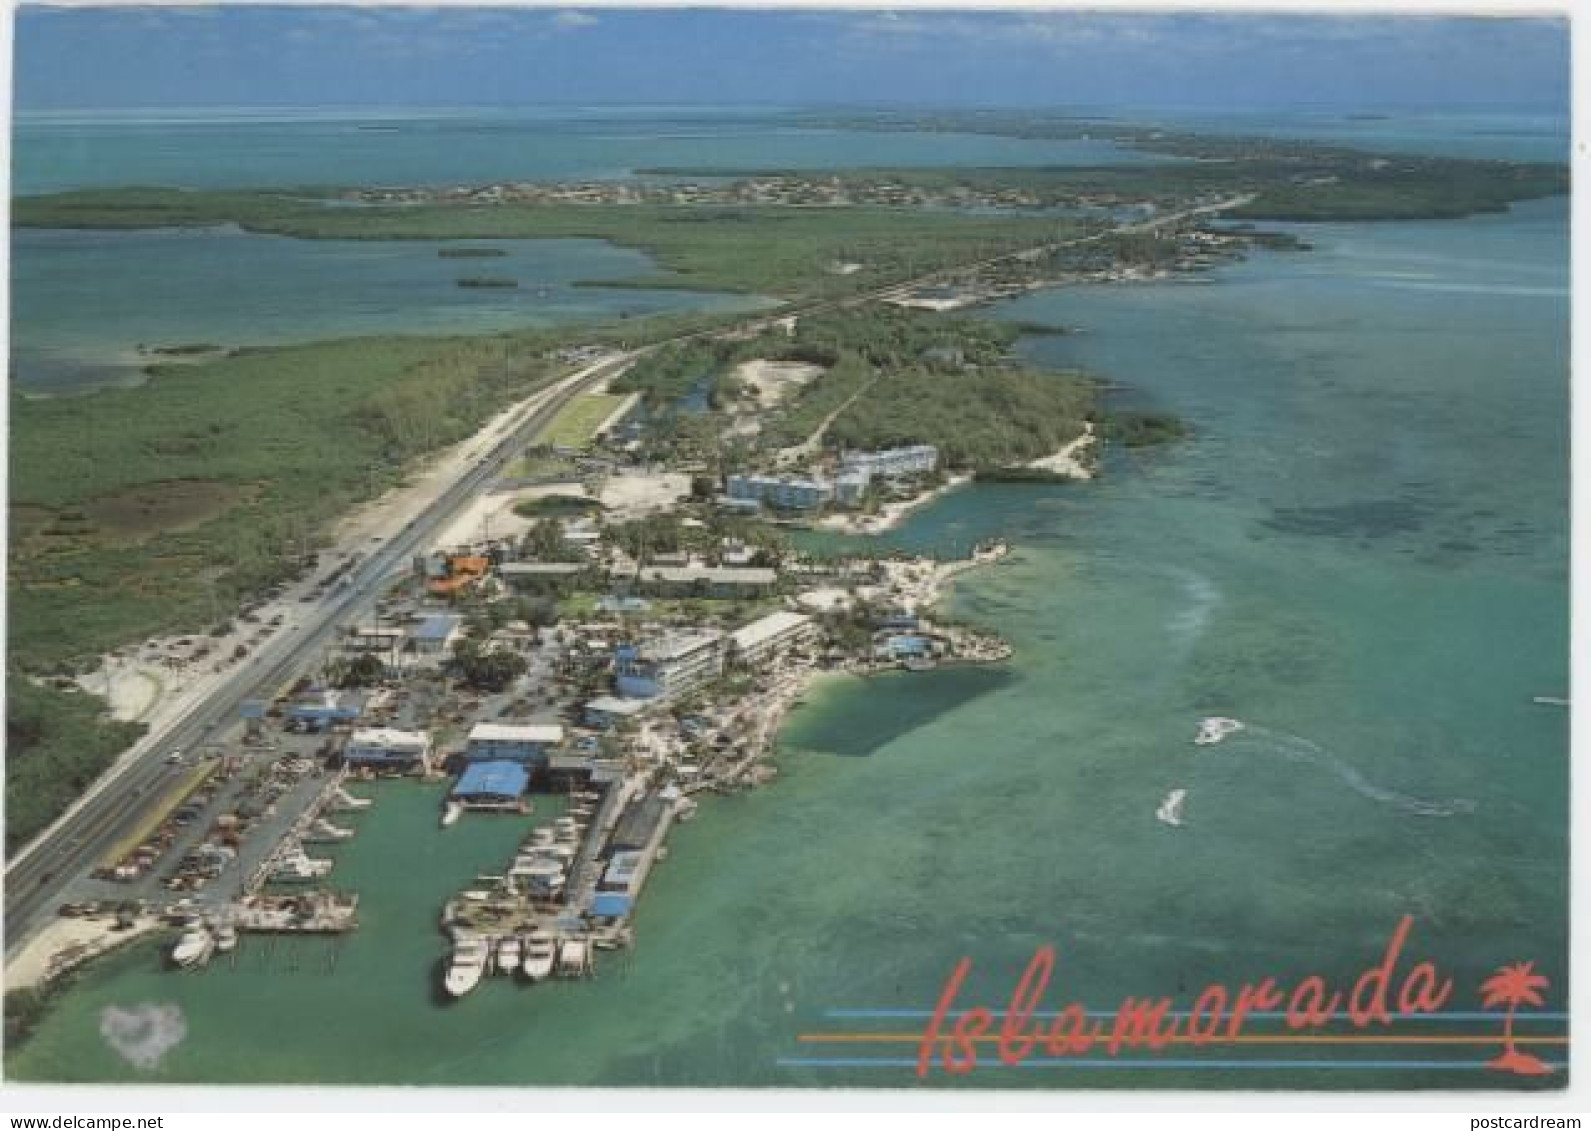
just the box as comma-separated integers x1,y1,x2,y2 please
214,923,239,953
441,801,463,828
556,938,591,978
1533,696,1570,708
170,926,216,968
1193,717,1244,746
304,818,354,842
521,933,556,981
444,935,489,998
1156,789,1187,828
269,852,334,883
332,787,373,811
496,936,522,974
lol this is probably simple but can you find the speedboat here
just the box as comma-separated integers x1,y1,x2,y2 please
556,938,590,978
444,935,489,998
496,936,522,974
214,923,239,953
441,801,463,828
170,926,216,969
521,933,556,981
1193,717,1244,746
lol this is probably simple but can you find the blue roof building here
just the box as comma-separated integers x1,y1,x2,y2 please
411,614,464,653
591,893,634,919
451,760,530,810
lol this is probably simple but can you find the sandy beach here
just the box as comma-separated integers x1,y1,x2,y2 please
1027,422,1098,479
813,473,973,536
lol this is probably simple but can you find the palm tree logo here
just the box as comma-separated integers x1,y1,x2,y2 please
1480,961,1553,1076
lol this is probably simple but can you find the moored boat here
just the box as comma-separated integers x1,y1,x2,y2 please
496,935,522,974
521,932,556,981
170,926,216,969
444,935,489,998
269,851,334,883
556,938,591,978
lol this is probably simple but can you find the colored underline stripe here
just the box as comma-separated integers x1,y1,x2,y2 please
777,1058,1568,1071
824,1009,1569,1021
799,1033,1568,1046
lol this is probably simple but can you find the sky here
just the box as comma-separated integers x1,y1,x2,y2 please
11,5,1571,114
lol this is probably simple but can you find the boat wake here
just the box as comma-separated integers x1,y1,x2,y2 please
1168,571,1221,645
100,1002,188,1070
1156,788,1187,827
1195,718,1476,818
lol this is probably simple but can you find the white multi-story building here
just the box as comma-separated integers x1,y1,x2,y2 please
729,611,819,667
833,445,940,507
344,728,435,774
840,445,940,478
725,474,834,512
614,630,726,699
464,722,566,765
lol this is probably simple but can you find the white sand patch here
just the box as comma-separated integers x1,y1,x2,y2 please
6,914,163,991
732,359,823,406
599,470,691,519
432,483,590,550
814,475,973,536
795,587,853,613
1027,422,1098,480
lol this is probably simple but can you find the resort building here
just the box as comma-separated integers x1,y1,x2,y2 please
725,473,834,512
635,565,777,598
410,614,464,655
834,469,872,507
286,689,364,728
729,610,819,667
464,722,566,766
343,728,434,774
840,445,939,478
833,445,940,506
498,561,589,589
342,626,407,653
583,695,651,730
614,630,725,699
873,633,946,663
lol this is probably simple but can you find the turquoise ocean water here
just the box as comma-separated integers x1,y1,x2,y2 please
5,110,1568,1089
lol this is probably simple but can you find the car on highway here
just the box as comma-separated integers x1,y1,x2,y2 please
164,750,185,765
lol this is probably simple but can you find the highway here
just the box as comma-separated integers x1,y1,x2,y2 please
2,352,637,951
3,193,1248,955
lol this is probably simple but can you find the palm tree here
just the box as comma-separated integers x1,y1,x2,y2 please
1480,961,1553,1076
